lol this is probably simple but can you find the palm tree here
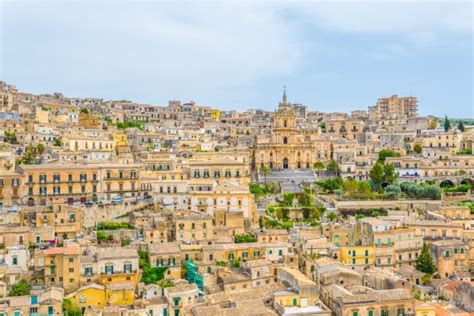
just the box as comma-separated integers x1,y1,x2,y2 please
327,212,338,222
313,161,325,176
261,165,270,184
36,143,45,156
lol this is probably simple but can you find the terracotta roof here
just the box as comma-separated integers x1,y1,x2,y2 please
44,246,80,256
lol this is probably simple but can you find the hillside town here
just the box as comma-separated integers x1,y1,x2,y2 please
0,80,473,316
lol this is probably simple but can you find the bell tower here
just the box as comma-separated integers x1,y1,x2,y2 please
272,87,296,144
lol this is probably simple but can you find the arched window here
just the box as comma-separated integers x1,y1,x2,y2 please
284,120,287,127
283,137,288,144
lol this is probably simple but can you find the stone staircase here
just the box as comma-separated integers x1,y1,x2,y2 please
259,169,317,193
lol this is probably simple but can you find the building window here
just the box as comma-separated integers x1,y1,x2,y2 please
124,263,132,273
105,264,114,275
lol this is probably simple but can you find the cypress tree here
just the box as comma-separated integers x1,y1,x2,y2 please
415,243,436,275
443,115,451,132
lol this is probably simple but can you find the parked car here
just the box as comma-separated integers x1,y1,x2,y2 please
112,196,124,204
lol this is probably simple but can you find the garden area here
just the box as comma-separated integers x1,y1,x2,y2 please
315,176,442,201
249,183,277,198
260,190,327,229
138,249,168,285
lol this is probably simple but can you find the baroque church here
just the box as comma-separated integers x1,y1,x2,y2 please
253,91,333,171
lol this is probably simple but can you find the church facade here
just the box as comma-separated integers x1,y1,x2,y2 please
253,91,333,171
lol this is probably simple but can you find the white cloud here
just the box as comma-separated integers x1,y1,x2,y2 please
289,1,472,35
1,1,305,102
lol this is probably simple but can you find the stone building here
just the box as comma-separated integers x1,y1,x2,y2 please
254,91,332,171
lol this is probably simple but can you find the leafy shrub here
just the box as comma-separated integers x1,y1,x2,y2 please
456,148,472,155
281,221,294,230
385,184,401,199
315,177,343,193
400,182,441,200
96,222,134,230
444,184,471,193
8,279,30,296
234,234,257,243
116,120,146,130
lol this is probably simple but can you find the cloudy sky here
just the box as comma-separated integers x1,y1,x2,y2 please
1,0,472,117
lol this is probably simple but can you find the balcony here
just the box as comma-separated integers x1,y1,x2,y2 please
100,268,138,276
106,176,138,181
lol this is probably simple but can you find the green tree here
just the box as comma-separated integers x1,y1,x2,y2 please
21,145,38,164
4,130,17,144
137,249,167,284
457,121,465,132
383,164,397,184
313,161,325,176
63,298,82,316
443,115,451,132
357,181,372,194
378,149,401,163
415,244,436,275
369,162,385,187
54,137,62,147
327,160,340,175
428,117,438,129
8,279,30,296
261,165,270,184
141,265,168,285
138,249,150,268
413,143,422,154
342,179,358,194
80,108,89,114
